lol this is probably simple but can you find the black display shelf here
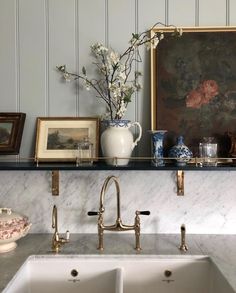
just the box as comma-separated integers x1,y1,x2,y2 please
0,160,235,171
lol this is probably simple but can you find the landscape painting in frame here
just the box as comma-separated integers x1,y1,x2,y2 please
0,123,12,145
151,27,236,157
0,113,26,154
35,117,99,162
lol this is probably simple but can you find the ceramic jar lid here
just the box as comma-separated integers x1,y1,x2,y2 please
0,208,29,231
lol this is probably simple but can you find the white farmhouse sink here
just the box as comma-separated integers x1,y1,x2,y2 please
3,255,234,293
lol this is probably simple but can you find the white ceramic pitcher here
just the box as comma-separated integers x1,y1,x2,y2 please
101,120,142,166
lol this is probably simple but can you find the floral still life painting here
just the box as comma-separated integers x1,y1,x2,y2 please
152,28,236,156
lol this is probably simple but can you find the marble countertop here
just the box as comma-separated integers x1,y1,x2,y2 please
0,233,236,292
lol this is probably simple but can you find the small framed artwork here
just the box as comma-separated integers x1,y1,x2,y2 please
35,117,99,162
0,113,26,154
151,26,236,156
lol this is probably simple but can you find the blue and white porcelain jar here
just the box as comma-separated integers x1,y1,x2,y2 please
149,130,167,166
168,136,193,166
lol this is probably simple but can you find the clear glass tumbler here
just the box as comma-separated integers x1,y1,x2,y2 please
76,137,94,166
199,137,218,167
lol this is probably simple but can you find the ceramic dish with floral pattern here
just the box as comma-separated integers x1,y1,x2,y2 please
0,208,31,253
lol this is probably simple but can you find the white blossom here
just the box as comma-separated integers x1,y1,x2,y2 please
91,43,108,56
178,28,183,36
145,42,152,51
109,51,120,65
63,72,72,82
153,38,159,48
118,72,126,81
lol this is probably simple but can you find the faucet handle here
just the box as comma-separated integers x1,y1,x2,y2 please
65,230,70,240
88,211,99,216
58,230,70,244
136,210,150,216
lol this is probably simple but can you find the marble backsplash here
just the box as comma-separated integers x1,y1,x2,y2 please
0,170,235,234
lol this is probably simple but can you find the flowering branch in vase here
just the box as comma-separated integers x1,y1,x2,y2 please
57,22,182,121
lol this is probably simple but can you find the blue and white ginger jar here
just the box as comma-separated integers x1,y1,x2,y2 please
168,136,193,166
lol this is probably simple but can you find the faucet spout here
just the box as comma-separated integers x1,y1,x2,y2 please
99,175,121,220
51,205,70,252
52,205,58,233
88,175,150,251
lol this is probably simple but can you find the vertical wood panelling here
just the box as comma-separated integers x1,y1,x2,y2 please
199,0,227,25
169,0,196,26
75,0,79,116
48,0,76,116
18,0,47,158
229,0,236,24
226,0,230,25
137,0,166,156
77,0,106,117
108,0,135,51
0,1,17,111
195,0,199,26
108,0,136,122
0,0,234,157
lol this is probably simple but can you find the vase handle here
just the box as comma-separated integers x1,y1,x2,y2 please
131,122,142,150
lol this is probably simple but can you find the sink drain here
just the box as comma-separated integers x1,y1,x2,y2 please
164,270,172,278
71,269,79,277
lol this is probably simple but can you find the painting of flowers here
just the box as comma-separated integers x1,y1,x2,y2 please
152,28,236,156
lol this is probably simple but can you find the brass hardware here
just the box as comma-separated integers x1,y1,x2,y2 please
51,205,70,252
88,175,150,251
179,224,188,252
177,170,184,196
52,170,59,196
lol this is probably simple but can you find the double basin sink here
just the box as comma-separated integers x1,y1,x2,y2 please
3,255,234,293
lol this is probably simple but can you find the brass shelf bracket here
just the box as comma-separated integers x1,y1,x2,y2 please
52,170,59,196
177,170,184,196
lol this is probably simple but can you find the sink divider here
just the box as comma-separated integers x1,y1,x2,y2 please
115,267,124,293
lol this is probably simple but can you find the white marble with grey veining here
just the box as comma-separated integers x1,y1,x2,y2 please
0,171,236,234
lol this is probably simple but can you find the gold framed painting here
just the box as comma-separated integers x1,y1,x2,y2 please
35,117,99,162
151,26,236,157
0,112,26,155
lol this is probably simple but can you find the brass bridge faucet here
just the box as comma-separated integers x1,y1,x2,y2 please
179,224,188,252
88,175,150,251
52,205,70,252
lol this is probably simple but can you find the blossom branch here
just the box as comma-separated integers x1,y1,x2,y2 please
57,22,182,120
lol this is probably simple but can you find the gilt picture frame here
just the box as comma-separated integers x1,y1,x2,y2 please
151,27,236,156
35,117,99,162
0,112,26,155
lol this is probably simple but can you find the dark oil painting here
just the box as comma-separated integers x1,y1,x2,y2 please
156,30,236,156
0,122,13,145
47,128,88,150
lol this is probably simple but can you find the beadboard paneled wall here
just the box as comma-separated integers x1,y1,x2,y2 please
1,0,236,234
1,0,234,157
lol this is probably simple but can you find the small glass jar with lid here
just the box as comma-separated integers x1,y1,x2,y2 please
76,137,94,166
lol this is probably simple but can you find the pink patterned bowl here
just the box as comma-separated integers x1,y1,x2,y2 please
0,208,31,253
